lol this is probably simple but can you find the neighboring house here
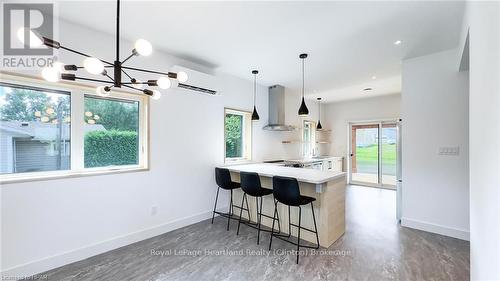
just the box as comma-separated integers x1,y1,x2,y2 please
0,121,105,174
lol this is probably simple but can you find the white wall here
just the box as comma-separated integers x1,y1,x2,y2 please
323,94,401,165
0,19,285,277
465,2,500,280
401,49,469,240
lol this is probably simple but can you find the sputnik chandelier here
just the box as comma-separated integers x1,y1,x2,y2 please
40,0,187,100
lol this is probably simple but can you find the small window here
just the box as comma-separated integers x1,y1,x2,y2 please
84,96,139,168
224,108,252,162
302,120,316,158
0,83,71,174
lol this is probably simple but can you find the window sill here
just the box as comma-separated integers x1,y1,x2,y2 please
224,158,253,165
0,166,149,185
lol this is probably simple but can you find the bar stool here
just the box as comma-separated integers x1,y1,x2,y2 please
212,168,251,231
236,172,281,244
268,176,320,264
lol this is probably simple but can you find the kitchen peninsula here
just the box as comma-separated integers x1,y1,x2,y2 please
225,163,347,248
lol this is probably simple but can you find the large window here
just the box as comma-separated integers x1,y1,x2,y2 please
0,84,71,174
0,74,149,183
84,96,139,168
224,108,251,162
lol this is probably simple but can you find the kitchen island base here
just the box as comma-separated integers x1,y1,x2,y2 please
230,172,346,248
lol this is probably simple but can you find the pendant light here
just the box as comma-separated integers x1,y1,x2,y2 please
298,53,309,116
251,70,260,121
316,97,323,130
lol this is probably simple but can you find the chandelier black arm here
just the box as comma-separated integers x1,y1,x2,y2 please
121,84,142,91
103,73,115,82
59,46,114,66
74,76,115,84
121,52,136,65
121,69,133,80
121,82,148,85
121,66,177,79
121,84,151,95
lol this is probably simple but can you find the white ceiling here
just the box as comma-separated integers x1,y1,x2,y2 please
56,1,465,102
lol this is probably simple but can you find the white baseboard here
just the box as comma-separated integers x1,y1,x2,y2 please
1,209,224,279
401,217,470,241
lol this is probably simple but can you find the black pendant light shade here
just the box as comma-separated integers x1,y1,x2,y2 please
251,70,260,121
316,97,322,130
252,105,260,121
298,53,309,117
298,97,309,116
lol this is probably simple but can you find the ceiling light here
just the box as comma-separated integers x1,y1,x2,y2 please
176,71,188,83
83,57,105,75
131,79,144,89
134,39,153,56
96,85,111,96
298,53,309,117
394,40,402,45
251,70,260,121
157,77,171,89
316,98,322,130
371,76,377,80
39,0,185,100
41,67,60,82
151,90,162,100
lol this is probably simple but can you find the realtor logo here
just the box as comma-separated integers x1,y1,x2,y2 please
2,3,57,69
3,3,53,55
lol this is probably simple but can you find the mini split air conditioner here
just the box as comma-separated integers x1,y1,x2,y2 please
170,65,218,96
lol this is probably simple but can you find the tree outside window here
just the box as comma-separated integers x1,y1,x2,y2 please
224,109,251,161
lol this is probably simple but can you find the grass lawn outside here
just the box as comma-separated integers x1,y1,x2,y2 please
355,143,396,175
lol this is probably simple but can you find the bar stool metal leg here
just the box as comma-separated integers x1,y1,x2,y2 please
236,193,246,235
268,200,278,250
297,206,302,264
311,202,320,249
287,205,291,238
227,189,233,231
211,186,220,224
257,196,264,244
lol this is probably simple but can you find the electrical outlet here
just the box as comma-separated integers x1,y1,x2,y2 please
438,146,460,156
151,206,158,216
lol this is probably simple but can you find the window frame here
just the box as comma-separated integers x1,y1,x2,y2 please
302,119,317,158
224,108,252,163
0,72,149,184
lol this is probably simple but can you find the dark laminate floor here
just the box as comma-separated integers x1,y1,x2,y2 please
39,185,470,281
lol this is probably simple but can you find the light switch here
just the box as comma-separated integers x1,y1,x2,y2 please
438,146,460,156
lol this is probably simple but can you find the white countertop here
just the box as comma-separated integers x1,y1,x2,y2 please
286,156,344,164
223,163,346,185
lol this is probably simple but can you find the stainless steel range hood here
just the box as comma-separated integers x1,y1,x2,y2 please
263,85,296,131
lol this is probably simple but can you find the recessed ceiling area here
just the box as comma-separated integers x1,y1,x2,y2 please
56,1,465,102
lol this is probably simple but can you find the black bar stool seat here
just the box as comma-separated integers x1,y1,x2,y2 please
268,176,320,264
236,172,280,244
211,168,251,231
297,195,316,206
246,187,273,197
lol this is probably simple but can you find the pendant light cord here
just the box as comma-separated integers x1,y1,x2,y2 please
253,73,256,105
302,57,305,98
116,0,120,62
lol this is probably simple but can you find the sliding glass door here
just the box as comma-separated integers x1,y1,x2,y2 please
349,121,398,189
